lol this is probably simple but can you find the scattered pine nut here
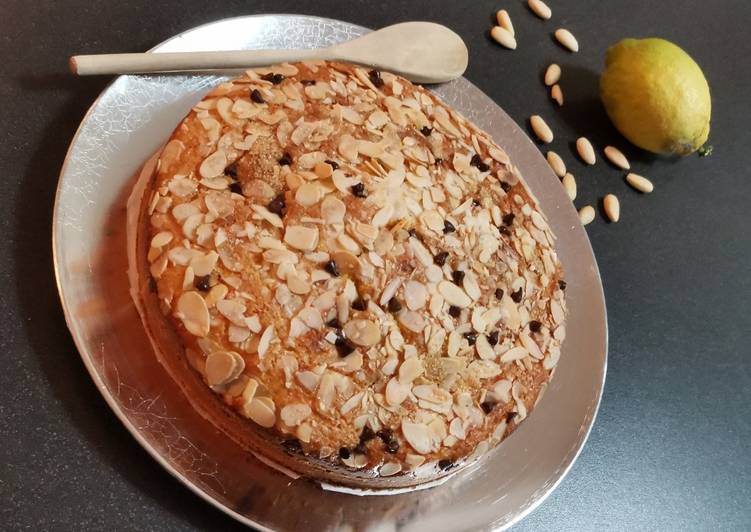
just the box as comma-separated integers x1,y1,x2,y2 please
554,28,579,52
528,0,552,20
544,63,561,86
576,137,596,165
496,9,515,36
562,173,577,200
578,205,595,225
604,146,630,169
490,26,517,50
546,151,566,177
625,172,654,193
529,115,554,143
551,84,563,106
603,194,620,222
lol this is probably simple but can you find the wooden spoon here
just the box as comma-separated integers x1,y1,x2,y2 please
69,22,468,83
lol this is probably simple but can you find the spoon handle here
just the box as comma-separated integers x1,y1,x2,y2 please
69,49,328,75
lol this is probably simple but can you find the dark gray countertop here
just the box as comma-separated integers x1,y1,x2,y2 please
1,1,749,530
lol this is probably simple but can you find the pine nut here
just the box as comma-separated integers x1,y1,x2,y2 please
604,146,630,170
578,205,595,225
562,173,577,200
551,84,563,106
554,28,579,52
603,194,620,222
576,137,596,165
528,0,552,20
625,172,654,193
490,26,517,50
544,64,561,86
546,151,566,177
496,9,514,36
530,115,553,143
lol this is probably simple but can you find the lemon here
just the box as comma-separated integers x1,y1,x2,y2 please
600,38,711,155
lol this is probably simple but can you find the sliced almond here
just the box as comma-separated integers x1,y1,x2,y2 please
401,421,432,454
398,357,424,383
403,280,427,310
295,183,323,207
500,346,529,363
343,319,381,346
438,280,472,308
245,397,276,428
150,231,173,248
176,291,210,337
205,351,245,387
199,149,227,179
320,195,346,223
280,403,312,427
284,225,319,251
385,377,409,406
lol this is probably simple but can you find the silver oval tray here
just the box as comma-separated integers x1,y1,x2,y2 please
53,14,607,531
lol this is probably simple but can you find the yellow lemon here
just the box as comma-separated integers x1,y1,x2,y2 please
600,38,711,155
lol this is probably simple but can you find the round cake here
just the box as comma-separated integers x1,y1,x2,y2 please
133,61,567,488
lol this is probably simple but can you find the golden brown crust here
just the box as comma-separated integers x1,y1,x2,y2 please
138,61,567,484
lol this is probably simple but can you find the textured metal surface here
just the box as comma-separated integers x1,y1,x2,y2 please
52,15,606,531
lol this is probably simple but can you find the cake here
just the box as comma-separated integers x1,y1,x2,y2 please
131,61,567,488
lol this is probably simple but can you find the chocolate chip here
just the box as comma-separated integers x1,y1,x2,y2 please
472,198,481,207
360,426,376,442
377,429,394,443
470,153,490,172
323,260,340,277
225,162,238,178
487,330,499,346
194,275,211,292
433,251,449,266
463,331,477,345
278,152,292,166
261,73,285,85
354,442,368,455
387,298,402,313
281,438,302,453
301,79,316,86
338,447,351,459
325,159,340,170
529,320,542,333
438,459,454,471
480,401,496,414
267,193,286,216
420,126,433,136
499,226,511,236
495,288,504,300
448,305,461,318
558,279,567,290
250,89,265,103
352,298,367,311
452,270,465,285
443,220,456,234
502,213,515,226
506,412,516,423
510,288,523,303
368,69,384,87
385,440,399,454
335,337,356,357
434,157,443,166
326,318,341,329
229,181,243,195
351,182,367,198
407,228,417,237
500,181,511,192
